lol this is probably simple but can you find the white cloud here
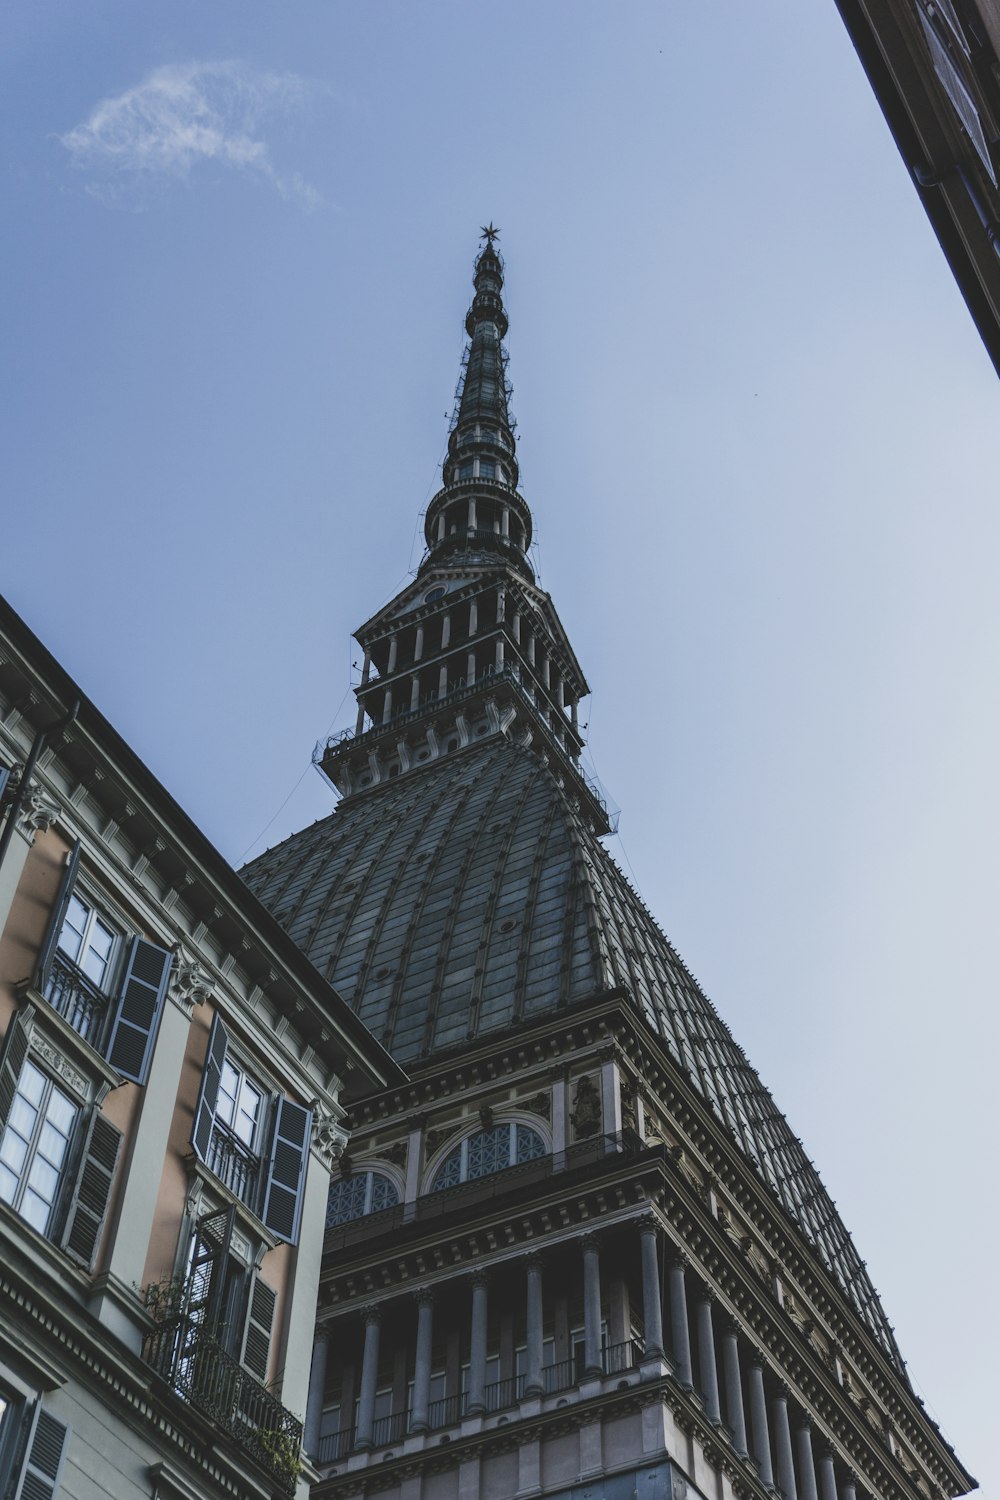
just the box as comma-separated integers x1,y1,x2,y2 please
60,61,319,208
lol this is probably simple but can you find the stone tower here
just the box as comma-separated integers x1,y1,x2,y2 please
241,235,973,1500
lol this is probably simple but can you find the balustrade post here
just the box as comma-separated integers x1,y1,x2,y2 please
748,1359,774,1488
410,1289,435,1433
524,1254,545,1396
696,1291,722,1424
721,1320,748,1457
581,1233,603,1376
667,1255,693,1389
637,1216,664,1359
466,1272,489,1414
773,1386,798,1500
355,1306,382,1450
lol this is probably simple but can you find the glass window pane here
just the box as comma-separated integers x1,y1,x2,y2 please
47,1088,76,1135
8,1096,38,1139
18,1062,45,1107
26,1155,59,1202
38,1121,70,1168
21,1189,51,1233
0,1162,17,1202
0,1130,28,1174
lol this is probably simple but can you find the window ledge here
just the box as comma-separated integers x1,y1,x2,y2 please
185,1155,279,1255
14,985,122,1102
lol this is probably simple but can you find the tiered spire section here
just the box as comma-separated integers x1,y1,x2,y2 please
313,232,607,832
422,231,531,578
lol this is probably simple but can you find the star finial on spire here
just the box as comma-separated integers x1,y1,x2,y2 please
479,222,500,246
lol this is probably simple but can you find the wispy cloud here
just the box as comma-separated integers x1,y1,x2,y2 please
60,61,319,208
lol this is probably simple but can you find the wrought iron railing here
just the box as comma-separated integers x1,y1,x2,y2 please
604,1338,640,1376
44,951,110,1049
206,1122,261,1210
144,1323,303,1493
316,1334,643,1465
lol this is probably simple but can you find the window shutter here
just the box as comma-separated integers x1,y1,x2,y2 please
59,1107,123,1270
104,937,172,1085
191,1014,228,1162
35,841,81,990
260,1097,312,1245
0,1010,30,1130
12,1404,71,1500
241,1273,277,1381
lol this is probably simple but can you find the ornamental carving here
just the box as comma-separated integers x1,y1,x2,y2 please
383,1140,407,1169
619,1074,638,1135
17,781,61,837
27,1029,88,1100
312,1107,349,1167
569,1075,601,1137
528,1090,551,1121
169,947,211,1013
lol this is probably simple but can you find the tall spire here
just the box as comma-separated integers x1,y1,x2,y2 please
422,231,531,578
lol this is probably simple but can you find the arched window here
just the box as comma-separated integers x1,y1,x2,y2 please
430,1123,546,1192
326,1170,399,1228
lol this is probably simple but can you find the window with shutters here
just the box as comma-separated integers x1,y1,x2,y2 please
142,1206,299,1483
192,1014,312,1245
8,1402,70,1500
37,844,172,1085
0,1013,124,1267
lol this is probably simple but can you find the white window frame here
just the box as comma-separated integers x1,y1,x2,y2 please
0,1056,78,1235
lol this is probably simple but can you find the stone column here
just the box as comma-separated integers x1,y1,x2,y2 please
772,1386,798,1500
438,664,448,699
410,675,420,711
382,687,393,724
304,1325,330,1456
581,1233,603,1376
796,1422,819,1500
720,1320,748,1457
437,511,446,542
355,1306,382,1450
387,634,398,673
414,625,425,661
512,610,521,644
441,612,451,649
542,653,551,689
469,599,478,635
410,1289,435,1432
360,647,372,686
501,506,510,538
695,1291,721,1424
527,634,536,667
839,1474,858,1500
524,1254,544,1396
667,1256,693,1389
468,497,477,531
637,1216,664,1358
748,1359,774,1488
817,1449,838,1500
466,1272,489,1415
495,637,505,670
571,698,578,730
467,651,477,683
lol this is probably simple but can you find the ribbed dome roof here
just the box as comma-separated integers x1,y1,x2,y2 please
241,737,903,1370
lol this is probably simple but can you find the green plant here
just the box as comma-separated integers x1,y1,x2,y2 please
255,1428,303,1492
140,1273,188,1324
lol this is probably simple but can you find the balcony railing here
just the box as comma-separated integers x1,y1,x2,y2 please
144,1323,303,1494
44,950,111,1050
206,1122,262,1211
316,1339,642,1465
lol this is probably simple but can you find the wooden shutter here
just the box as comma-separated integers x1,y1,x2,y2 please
0,1010,30,1131
104,937,172,1084
35,841,81,990
13,1404,71,1500
191,1014,228,1162
241,1273,277,1381
59,1107,123,1270
260,1098,312,1245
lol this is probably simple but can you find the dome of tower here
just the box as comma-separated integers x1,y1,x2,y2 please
242,734,903,1371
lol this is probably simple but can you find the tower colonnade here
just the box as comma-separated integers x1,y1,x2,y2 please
306,1209,865,1500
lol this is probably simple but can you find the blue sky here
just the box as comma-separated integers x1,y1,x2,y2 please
2,3,996,1487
